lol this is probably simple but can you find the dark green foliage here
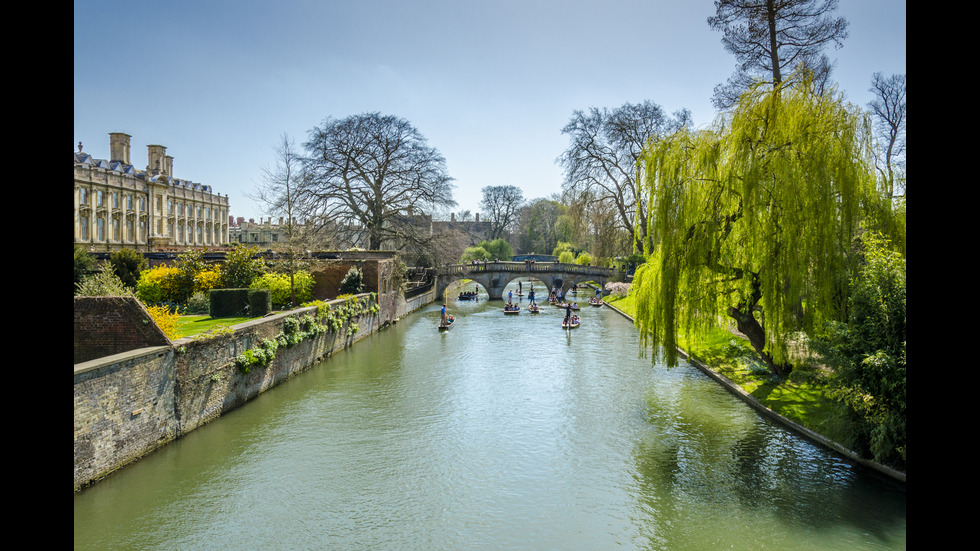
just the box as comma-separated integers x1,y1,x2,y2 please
74,245,96,292
812,232,906,469
172,250,208,304
109,248,146,289
210,289,251,318
223,244,265,288
248,289,272,317
339,266,365,295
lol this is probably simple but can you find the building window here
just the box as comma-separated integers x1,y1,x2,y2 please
127,194,133,209
127,219,134,241
113,218,120,241
79,188,88,206
97,190,104,207
97,217,105,241
80,214,89,240
113,192,119,209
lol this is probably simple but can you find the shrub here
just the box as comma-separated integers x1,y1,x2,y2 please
145,304,182,340
250,271,314,308
812,232,906,469
76,264,133,296
186,292,211,315
223,244,265,288
136,266,181,303
194,267,223,295
558,251,575,264
74,245,96,292
109,249,146,289
338,266,365,295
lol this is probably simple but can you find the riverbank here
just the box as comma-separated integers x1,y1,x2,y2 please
74,285,438,492
601,293,906,483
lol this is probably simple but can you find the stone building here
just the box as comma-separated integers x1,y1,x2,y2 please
229,216,295,246
74,132,230,252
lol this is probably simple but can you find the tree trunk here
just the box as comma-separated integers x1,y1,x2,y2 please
727,305,792,378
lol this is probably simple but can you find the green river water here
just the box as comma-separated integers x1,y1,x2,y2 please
73,283,906,550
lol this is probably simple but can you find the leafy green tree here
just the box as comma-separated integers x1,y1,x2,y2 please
812,232,905,468
109,248,146,289
574,251,593,266
223,244,265,288
74,245,96,292
557,251,575,264
479,238,513,261
516,198,569,255
633,79,883,377
552,241,574,258
460,246,491,263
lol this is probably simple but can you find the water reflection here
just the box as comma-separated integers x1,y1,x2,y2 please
74,282,905,550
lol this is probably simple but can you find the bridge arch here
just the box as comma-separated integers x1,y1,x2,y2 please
436,261,619,301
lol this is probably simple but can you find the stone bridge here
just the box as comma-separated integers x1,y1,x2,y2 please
436,261,620,300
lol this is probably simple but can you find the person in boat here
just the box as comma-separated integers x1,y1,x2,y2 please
441,304,447,325
564,302,572,323
528,289,535,305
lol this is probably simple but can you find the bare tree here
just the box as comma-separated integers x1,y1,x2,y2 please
708,0,848,108
557,101,690,253
300,113,455,251
480,185,524,240
868,72,906,198
252,133,307,305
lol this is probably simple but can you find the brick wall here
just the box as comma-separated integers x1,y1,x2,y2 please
74,297,169,364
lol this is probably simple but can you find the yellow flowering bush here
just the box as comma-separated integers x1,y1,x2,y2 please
145,304,182,340
136,266,182,303
194,267,223,295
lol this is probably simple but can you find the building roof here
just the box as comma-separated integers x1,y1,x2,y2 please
74,150,213,193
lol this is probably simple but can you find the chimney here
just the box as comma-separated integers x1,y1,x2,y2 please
165,155,174,177
475,213,480,223
147,144,167,175
109,132,131,164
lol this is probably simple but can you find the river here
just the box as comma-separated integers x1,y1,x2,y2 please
73,282,906,550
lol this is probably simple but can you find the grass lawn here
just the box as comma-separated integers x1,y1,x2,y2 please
606,292,855,448
176,315,257,338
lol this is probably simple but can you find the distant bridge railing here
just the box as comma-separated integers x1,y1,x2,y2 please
438,261,618,278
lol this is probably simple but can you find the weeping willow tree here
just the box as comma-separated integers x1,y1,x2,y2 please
633,79,880,377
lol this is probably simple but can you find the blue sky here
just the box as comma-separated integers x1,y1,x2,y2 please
74,0,906,222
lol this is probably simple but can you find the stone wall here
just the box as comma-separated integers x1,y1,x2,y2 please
74,346,177,491
73,290,424,492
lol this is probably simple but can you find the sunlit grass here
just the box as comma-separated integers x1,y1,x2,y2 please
176,315,257,337
607,291,854,447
